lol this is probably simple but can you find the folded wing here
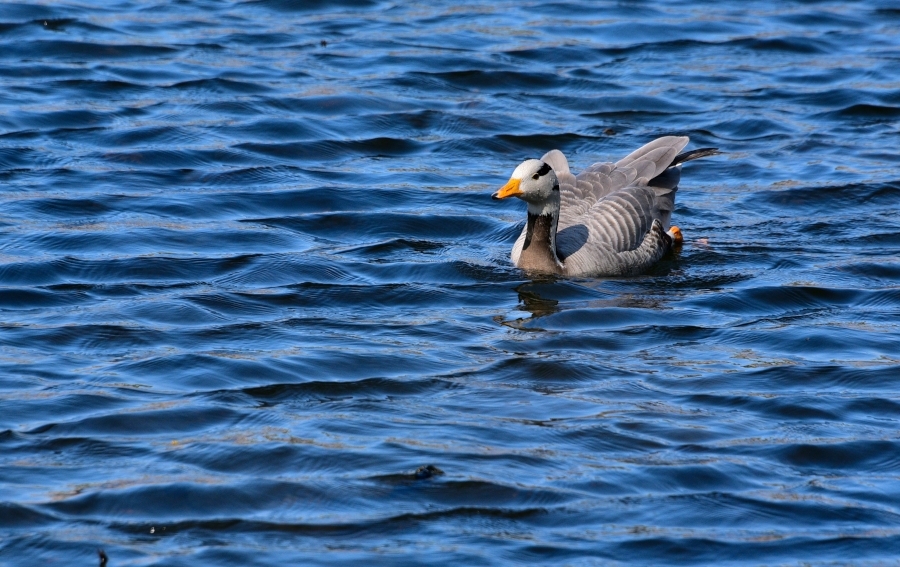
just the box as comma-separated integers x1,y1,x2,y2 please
550,136,690,275
546,136,689,229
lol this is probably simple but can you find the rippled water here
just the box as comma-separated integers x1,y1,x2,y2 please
2,1,900,565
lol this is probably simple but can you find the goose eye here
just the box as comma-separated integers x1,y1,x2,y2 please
532,173,540,180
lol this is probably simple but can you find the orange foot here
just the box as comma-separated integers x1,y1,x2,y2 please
668,226,683,246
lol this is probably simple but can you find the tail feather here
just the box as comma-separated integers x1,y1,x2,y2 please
648,147,720,230
671,147,721,166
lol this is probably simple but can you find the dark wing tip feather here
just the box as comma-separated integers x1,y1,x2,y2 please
651,218,673,247
670,148,721,166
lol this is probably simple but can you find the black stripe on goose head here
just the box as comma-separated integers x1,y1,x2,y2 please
533,161,558,190
530,161,553,181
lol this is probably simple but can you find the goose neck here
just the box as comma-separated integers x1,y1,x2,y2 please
520,198,563,273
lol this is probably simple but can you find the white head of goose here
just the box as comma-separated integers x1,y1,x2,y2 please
493,136,719,277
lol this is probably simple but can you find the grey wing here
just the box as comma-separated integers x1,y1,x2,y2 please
534,137,689,273
554,136,690,230
557,185,671,276
615,135,689,174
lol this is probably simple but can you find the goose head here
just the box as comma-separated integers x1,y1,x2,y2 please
492,159,560,214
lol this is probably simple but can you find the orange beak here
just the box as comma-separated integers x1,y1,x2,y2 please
491,178,522,200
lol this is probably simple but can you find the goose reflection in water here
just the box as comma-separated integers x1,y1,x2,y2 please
499,278,674,331
492,280,558,331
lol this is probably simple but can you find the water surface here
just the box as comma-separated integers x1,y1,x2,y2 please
2,1,900,565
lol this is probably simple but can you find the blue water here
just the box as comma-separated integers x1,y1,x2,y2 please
2,1,900,565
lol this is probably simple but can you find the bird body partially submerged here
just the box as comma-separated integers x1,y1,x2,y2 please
492,136,718,277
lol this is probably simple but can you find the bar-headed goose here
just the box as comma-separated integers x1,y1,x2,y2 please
492,136,718,276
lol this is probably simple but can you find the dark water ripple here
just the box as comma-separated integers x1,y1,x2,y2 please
2,0,900,565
